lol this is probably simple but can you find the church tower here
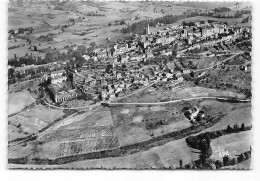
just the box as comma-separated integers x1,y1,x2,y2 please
146,24,150,35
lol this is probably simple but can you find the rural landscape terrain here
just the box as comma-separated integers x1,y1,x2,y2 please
8,0,252,169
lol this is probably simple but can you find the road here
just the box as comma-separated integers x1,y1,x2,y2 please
104,96,250,106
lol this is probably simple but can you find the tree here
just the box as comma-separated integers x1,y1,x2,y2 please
77,45,87,55
238,153,246,163
179,159,183,168
215,160,224,169
122,64,127,71
185,163,192,169
230,157,238,165
233,123,239,132
223,155,231,166
106,64,113,73
244,152,251,160
240,123,246,131
90,42,96,48
226,125,233,133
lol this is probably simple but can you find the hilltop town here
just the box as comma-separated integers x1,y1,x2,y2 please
8,0,252,170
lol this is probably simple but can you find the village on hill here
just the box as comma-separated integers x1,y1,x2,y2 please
8,0,252,170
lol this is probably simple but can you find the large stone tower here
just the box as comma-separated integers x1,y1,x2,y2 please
146,24,150,35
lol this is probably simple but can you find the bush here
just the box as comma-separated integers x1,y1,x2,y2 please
244,151,251,160
223,155,231,166
215,160,224,169
238,153,246,163
230,157,238,165
240,123,246,131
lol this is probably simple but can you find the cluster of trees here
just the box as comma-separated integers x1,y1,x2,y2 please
8,27,33,35
241,16,250,23
145,119,168,130
37,35,54,42
8,43,97,68
121,14,186,34
186,123,251,150
180,148,251,169
108,20,126,26
186,9,251,19
213,7,231,13
183,123,251,169
8,43,98,84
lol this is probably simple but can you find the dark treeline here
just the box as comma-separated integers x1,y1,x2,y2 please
186,123,251,150
213,7,231,13
187,9,251,19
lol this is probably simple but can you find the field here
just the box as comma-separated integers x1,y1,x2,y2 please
39,126,116,142
178,16,244,26
55,107,114,130
201,104,251,132
51,137,199,169
19,105,65,124
176,86,246,99
118,83,246,104
8,91,35,115
9,114,47,135
59,137,120,157
8,104,65,141
210,130,252,160
110,103,192,146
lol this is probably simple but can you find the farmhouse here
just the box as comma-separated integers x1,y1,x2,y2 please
51,75,67,85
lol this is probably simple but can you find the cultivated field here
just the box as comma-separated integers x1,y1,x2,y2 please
110,103,192,146
39,126,116,142
55,107,114,130
56,137,198,169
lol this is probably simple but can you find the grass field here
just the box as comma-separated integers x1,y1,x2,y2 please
203,105,251,132
19,105,65,124
8,91,35,115
178,16,244,26
211,130,252,161
56,137,198,169
9,114,47,135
